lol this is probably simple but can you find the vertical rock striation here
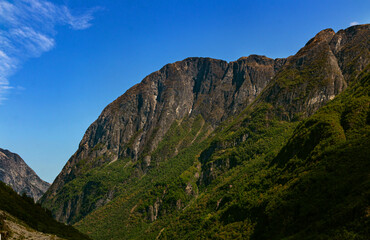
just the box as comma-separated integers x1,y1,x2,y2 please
42,55,284,223
41,24,370,224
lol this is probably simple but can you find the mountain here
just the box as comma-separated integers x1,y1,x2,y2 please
41,24,370,239
42,53,287,223
0,148,50,201
0,181,90,239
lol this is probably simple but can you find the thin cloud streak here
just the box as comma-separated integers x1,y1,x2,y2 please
350,21,359,26
0,0,97,104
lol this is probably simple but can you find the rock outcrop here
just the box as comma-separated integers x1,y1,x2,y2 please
42,55,285,223
0,148,50,201
262,28,345,120
41,24,370,225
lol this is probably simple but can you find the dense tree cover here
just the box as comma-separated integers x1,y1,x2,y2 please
72,68,369,239
158,70,370,240
34,24,369,239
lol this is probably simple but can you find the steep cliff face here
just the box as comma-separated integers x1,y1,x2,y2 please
42,55,284,223
152,26,370,240
262,24,370,121
70,55,283,169
262,28,346,120
156,69,370,240
330,24,370,81
196,25,369,187
41,24,369,235
0,148,49,201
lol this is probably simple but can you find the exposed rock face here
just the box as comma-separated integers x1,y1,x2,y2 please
262,28,345,120
262,25,370,121
78,55,282,165
330,24,370,82
0,148,50,201
198,25,369,186
42,55,284,222
41,24,370,224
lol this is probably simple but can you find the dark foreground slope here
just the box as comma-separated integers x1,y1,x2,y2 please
0,182,90,239
42,24,369,239
0,148,50,201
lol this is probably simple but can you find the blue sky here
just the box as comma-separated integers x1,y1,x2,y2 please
0,0,369,183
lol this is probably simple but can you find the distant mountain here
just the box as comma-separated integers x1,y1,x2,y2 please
0,181,90,240
0,148,50,201
41,24,369,239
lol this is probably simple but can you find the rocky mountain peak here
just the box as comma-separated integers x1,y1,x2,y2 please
41,24,370,225
305,28,335,47
42,54,285,223
330,24,370,82
0,148,50,201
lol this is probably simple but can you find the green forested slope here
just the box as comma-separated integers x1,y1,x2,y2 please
157,70,370,240
71,115,213,238
75,62,369,240
40,24,369,240
71,65,369,240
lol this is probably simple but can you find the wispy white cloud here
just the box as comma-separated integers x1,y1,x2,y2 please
0,0,97,104
350,21,359,26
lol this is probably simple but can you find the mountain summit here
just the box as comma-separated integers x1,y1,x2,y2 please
41,24,370,239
